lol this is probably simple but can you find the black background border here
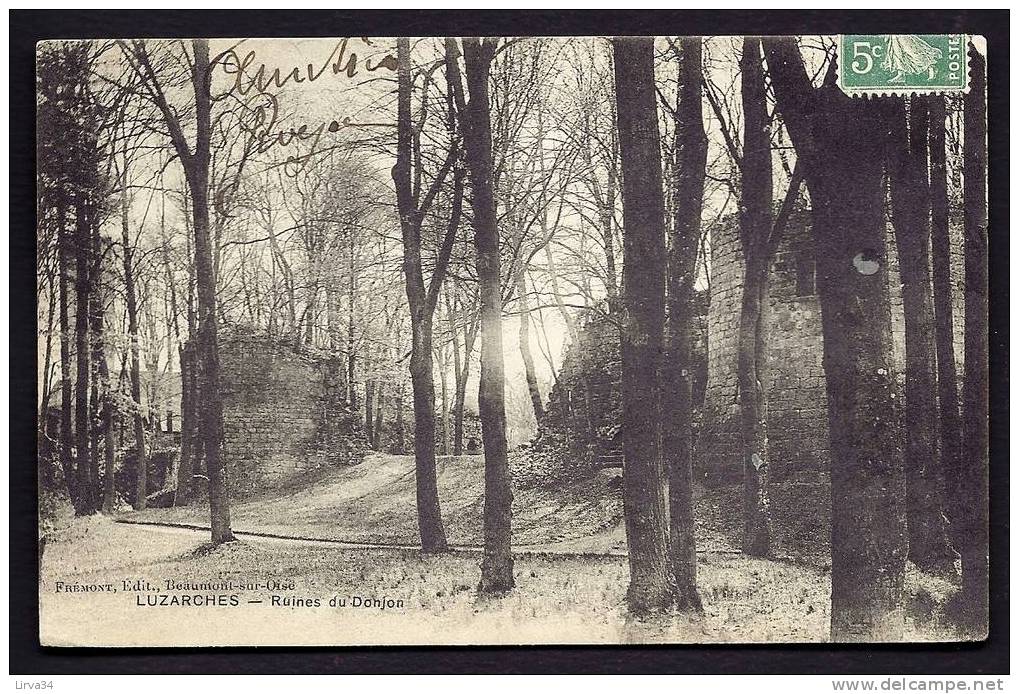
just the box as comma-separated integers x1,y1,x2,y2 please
9,8,1010,675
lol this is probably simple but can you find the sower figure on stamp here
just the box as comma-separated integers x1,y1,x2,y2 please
882,35,943,82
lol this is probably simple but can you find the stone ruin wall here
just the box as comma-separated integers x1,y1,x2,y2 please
536,315,624,468
530,299,709,479
700,209,967,484
216,329,368,497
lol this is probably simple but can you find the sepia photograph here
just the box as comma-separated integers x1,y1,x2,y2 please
30,27,994,651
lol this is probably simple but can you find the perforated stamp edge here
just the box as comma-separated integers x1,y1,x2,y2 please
836,34,980,98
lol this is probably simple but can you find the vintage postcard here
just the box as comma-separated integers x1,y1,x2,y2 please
36,33,990,647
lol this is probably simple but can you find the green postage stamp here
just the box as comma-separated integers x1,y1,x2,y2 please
838,34,969,96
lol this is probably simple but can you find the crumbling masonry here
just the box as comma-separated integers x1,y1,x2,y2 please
699,209,967,483
187,327,369,498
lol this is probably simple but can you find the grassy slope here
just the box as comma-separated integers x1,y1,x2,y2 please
128,453,617,548
127,454,837,569
127,453,752,553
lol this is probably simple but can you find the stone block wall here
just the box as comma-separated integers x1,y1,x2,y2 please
699,213,750,482
700,208,966,484
216,328,368,497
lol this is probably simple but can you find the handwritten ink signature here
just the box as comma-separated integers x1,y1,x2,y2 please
211,38,397,100
240,92,368,175
211,39,397,175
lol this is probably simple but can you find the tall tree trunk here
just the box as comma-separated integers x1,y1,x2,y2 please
120,161,148,511
409,321,447,547
516,271,544,422
454,313,479,456
175,343,196,506
887,97,958,576
99,348,117,514
957,43,988,636
364,375,376,448
177,223,200,507
57,200,81,513
764,38,907,641
602,162,619,306
88,347,102,505
326,284,341,353
448,296,465,455
74,197,96,514
438,347,450,455
145,317,162,435
346,240,358,409
737,37,773,557
394,380,406,455
163,293,176,436
663,35,706,610
391,323,407,455
188,39,233,544
304,281,317,346
393,37,461,553
374,380,386,450
928,96,965,562
40,272,57,438
462,37,514,594
613,36,676,615
89,220,117,514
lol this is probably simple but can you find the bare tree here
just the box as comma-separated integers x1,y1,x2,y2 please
764,37,907,641
735,37,773,557
445,287,480,455
613,36,676,614
515,271,544,421
122,39,234,544
57,202,78,511
116,152,149,510
456,36,515,594
34,48,80,505
40,42,109,516
74,194,98,513
393,37,463,553
956,42,988,636
928,95,965,576
89,219,118,515
886,96,958,576
662,35,705,610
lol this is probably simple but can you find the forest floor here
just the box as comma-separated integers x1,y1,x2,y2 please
41,514,832,645
39,453,964,646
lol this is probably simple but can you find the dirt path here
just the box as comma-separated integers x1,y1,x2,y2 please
114,517,743,558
